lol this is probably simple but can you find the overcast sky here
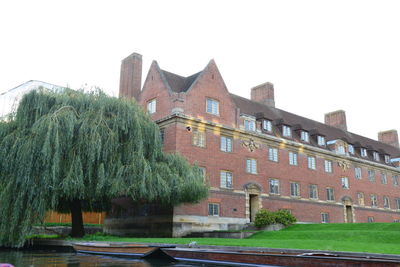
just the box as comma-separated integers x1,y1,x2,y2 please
1,0,399,140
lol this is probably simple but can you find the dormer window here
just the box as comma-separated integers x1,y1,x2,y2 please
360,148,367,157
373,151,380,162
337,145,345,155
263,120,272,132
206,98,219,115
244,119,256,131
147,98,156,114
348,144,354,155
282,125,291,138
385,155,390,164
317,135,326,146
300,131,310,142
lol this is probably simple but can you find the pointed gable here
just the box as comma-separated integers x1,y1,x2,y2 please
184,59,237,126
139,61,174,121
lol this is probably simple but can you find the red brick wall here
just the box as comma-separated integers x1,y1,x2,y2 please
134,56,400,225
139,62,174,121
184,61,237,127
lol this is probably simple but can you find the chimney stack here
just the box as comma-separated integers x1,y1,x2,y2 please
251,82,275,108
119,52,142,101
378,130,399,148
325,110,347,131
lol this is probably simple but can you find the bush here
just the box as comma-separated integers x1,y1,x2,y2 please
254,209,297,228
254,210,276,228
274,209,297,226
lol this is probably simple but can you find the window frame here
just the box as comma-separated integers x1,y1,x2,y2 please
341,177,349,189
393,175,399,186
324,160,333,173
300,130,310,143
289,151,298,166
383,196,390,209
307,156,316,170
360,148,368,157
290,182,300,198
263,120,272,132
244,119,256,132
208,203,220,216
268,147,279,162
220,170,233,189
147,98,157,114
309,184,318,199
396,198,400,210
317,135,326,146
282,125,292,138
326,187,335,201
370,194,378,207
355,167,362,179
380,172,387,185
357,192,365,206
220,135,233,152
206,98,219,116
192,129,206,148
269,178,280,195
246,158,257,174
373,151,380,162
368,169,375,182
348,144,355,155
321,213,329,223
337,145,346,155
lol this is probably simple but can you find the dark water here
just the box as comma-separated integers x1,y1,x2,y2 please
0,248,230,267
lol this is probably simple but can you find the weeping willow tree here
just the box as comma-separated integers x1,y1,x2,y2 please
0,89,208,247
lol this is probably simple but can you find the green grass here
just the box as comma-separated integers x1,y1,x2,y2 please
27,234,60,239
68,223,400,255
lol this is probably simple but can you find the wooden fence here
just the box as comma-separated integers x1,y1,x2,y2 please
44,211,105,225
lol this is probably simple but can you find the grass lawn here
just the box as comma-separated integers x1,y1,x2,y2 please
68,223,400,255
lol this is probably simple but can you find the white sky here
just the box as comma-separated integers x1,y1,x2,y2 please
0,0,399,141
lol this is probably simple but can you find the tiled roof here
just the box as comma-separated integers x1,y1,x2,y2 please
161,70,201,93
230,93,400,159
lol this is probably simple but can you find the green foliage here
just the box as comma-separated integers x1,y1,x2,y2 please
274,209,297,226
254,209,297,228
254,210,276,228
0,89,208,247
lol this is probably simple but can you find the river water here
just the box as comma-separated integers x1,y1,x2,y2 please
0,248,238,267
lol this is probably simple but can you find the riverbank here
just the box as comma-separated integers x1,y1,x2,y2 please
57,223,400,255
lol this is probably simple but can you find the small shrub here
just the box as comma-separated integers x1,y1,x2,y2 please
274,209,297,226
254,209,297,228
254,209,276,228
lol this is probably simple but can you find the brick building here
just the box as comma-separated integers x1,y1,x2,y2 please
114,52,400,237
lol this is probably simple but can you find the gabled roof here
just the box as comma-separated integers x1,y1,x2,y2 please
230,93,400,159
161,70,202,93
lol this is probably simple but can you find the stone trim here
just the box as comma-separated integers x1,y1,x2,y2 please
157,114,400,173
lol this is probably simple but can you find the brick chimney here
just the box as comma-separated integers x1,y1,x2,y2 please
251,82,275,107
378,130,399,148
119,52,142,100
325,110,347,131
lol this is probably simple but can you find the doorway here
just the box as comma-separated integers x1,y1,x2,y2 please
249,194,260,222
346,205,353,223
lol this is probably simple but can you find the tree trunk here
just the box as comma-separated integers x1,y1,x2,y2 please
70,199,85,237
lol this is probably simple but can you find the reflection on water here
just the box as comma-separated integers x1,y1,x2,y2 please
0,248,221,267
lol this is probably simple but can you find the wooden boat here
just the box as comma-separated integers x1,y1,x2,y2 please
162,247,400,267
72,242,174,258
